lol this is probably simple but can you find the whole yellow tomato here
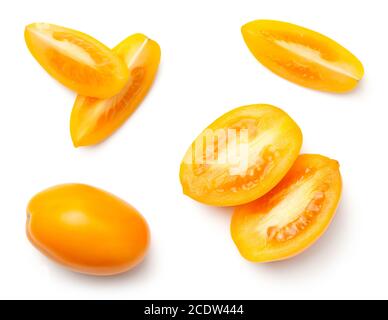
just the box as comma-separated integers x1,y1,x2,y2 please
27,184,150,276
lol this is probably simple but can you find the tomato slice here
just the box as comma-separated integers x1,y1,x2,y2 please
180,104,302,206
231,154,342,262
25,23,129,98
27,184,150,276
70,33,161,147
242,20,364,93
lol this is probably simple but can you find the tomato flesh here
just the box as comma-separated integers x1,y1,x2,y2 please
242,20,364,93
26,184,150,276
231,154,342,262
25,23,129,98
180,104,303,206
70,33,161,147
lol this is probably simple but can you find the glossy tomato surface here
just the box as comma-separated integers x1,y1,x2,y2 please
231,154,342,262
242,20,364,92
25,23,129,98
180,104,303,206
27,184,150,276
70,33,161,147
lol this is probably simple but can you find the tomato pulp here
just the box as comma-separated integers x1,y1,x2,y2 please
231,154,342,262
25,23,129,98
180,104,303,206
70,33,161,147
242,20,364,92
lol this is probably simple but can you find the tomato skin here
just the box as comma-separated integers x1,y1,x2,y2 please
24,23,129,98
231,154,342,263
70,33,161,147
26,184,150,276
242,20,364,93
180,104,303,206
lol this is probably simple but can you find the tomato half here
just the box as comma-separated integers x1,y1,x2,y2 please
25,23,129,98
180,104,303,206
231,154,342,262
26,184,150,276
242,20,364,93
70,33,161,147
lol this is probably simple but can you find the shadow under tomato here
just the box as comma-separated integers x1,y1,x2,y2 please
284,72,367,98
201,204,234,216
45,248,154,285
336,77,367,98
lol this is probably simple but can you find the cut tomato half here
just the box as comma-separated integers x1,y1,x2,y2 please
231,154,342,262
25,23,129,98
180,104,303,206
70,33,161,147
242,20,364,92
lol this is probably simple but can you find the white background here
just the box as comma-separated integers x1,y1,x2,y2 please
0,0,387,300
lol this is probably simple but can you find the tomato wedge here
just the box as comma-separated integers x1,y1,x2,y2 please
25,23,129,98
27,184,150,276
70,33,161,147
242,20,364,93
180,104,302,206
231,154,342,262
